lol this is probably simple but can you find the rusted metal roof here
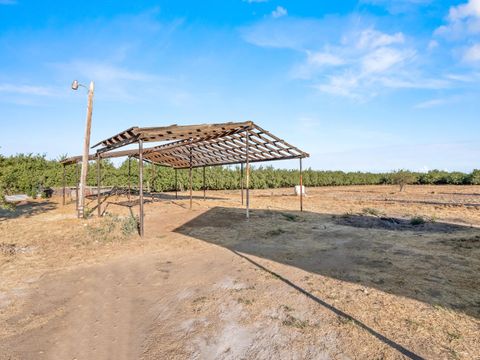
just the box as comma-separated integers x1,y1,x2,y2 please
92,121,253,153
63,121,308,168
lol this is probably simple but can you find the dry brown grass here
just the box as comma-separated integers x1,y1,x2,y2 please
0,185,479,359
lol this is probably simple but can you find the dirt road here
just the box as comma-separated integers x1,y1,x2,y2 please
1,240,346,360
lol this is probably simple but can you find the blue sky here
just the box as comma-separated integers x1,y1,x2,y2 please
1,0,479,172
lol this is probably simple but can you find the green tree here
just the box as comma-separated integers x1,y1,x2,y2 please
389,170,418,192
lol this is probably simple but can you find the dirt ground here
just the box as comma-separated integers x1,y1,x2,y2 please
0,185,479,359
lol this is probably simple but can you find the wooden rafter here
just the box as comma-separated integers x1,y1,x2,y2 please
64,121,308,168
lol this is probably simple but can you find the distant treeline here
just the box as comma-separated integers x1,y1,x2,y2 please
1,153,480,197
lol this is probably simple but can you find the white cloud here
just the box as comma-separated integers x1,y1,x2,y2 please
448,0,480,20
445,72,480,82
0,84,55,96
435,0,480,38
463,43,480,62
50,60,164,101
271,6,287,18
427,40,439,50
414,98,449,109
314,74,361,99
308,30,422,98
240,16,346,50
64,61,153,82
361,47,414,74
356,29,405,49
377,76,448,89
242,16,457,100
306,51,345,66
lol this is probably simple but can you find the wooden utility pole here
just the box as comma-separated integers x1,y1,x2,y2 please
78,81,94,218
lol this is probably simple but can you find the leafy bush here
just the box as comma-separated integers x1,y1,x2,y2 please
388,170,418,192
410,216,426,226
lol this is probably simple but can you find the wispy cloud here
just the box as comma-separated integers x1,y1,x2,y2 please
300,28,437,99
0,83,55,96
56,60,154,83
50,60,162,101
271,6,287,18
361,47,414,73
356,29,405,49
463,43,480,62
243,15,457,100
307,51,345,66
445,72,480,82
414,97,449,108
240,15,345,50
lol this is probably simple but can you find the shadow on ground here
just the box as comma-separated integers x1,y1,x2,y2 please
0,201,57,222
174,207,480,320
87,188,226,202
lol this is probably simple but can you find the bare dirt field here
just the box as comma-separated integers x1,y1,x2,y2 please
0,185,479,359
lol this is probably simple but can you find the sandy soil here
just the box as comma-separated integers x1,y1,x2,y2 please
0,185,479,359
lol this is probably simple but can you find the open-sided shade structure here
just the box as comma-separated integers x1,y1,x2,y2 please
62,121,309,236
89,121,308,168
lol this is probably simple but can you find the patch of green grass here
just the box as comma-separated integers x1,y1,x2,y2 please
192,296,207,304
85,214,138,243
282,314,309,329
121,215,138,236
362,207,383,217
237,297,254,305
447,348,460,360
410,216,426,226
447,331,462,342
84,207,94,218
231,285,256,292
282,213,301,222
338,317,354,326
432,303,447,311
266,228,286,237
281,304,294,312
340,211,355,218
405,318,421,330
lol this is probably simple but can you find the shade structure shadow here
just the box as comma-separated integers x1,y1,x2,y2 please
0,201,57,222
87,188,226,202
173,207,480,320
